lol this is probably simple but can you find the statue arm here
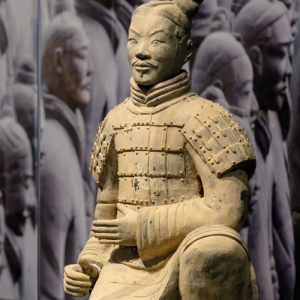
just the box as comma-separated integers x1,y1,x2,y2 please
136,143,249,261
78,113,119,266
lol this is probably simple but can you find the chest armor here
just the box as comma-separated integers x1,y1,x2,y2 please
113,101,200,208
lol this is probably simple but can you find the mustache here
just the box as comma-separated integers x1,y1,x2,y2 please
132,58,159,68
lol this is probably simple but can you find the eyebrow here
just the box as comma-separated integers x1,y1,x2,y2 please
129,28,167,37
149,30,167,36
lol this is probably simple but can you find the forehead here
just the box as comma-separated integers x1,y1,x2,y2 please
68,29,89,52
130,14,176,35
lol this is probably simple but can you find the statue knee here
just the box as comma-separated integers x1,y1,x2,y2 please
179,235,252,300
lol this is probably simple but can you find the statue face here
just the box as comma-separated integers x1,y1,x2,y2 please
256,15,292,111
60,31,92,109
127,14,188,86
3,155,31,236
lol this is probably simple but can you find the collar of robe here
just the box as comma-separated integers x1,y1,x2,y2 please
42,90,86,168
130,70,191,107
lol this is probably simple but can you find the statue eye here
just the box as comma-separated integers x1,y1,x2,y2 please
129,38,137,44
152,40,163,45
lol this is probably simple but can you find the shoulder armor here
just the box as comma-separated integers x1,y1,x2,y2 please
89,114,115,187
182,100,256,178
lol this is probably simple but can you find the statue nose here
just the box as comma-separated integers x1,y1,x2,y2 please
135,42,151,60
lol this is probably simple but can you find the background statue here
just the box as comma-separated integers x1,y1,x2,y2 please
192,30,276,300
233,1,295,299
40,10,92,300
64,1,258,299
0,117,32,299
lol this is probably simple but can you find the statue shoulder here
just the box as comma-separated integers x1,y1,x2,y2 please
182,97,256,178
89,102,126,187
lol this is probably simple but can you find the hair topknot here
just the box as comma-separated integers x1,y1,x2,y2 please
174,0,204,20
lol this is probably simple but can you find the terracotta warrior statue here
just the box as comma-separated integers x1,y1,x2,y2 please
64,1,258,299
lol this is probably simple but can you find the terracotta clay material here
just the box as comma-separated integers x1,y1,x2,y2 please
64,1,258,299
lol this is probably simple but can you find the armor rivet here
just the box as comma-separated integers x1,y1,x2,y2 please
145,153,148,156
149,173,152,176
138,127,140,130
162,153,165,156
194,138,197,142
208,158,211,161
132,200,134,203
179,147,183,151
167,147,170,150
135,172,138,176
180,171,184,175
171,199,174,202
142,123,144,125
131,147,134,150
140,147,143,149
208,124,211,127
152,122,154,125
223,146,226,149
150,147,153,150
145,147,147,149
217,171,220,175
189,136,192,139
217,135,219,138
145,178,148,181
162,178,165,182
133,123,136,125
183,130,186,133
247,156,250,159
197,114,199,116
211,162,214,165
170,122,173,125
161,147,165,150
232,161,236,165
136,200,139,204
164,200,168,203
226,150,229,153
181,179,184,183
136,152,138,155
167,172,171,176
178,129,181,132
180,153,183,157
152,202,155,205
145,201,148,205
112,125,115,128
203,150,206,153
124,154,126,156
213,131,216,134
204,121,206,124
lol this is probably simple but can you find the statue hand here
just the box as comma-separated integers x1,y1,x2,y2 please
92,203,138,246
63,264,93,297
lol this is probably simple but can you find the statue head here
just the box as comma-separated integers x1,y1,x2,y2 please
127,0,203,86
42,11,92,111
0,118,32,236
233,0,293,111
192,31,254,115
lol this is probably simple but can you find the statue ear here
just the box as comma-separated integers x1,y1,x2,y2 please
53,47,64,74
212,79,224,91
184,39,194,63
249,45,263,77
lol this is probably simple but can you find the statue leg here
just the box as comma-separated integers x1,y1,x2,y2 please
179,235,253,300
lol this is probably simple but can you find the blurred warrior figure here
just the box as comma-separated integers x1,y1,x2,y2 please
40,11,92,300
192,31,275,300
75,0,132,223
289,16,300,300
234,1,295,299
0,117,32,299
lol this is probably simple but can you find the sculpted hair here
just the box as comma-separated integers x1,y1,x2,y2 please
41,11,84,77
233,0,288,48
133,0,203,43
